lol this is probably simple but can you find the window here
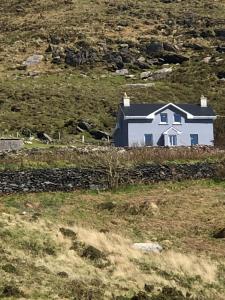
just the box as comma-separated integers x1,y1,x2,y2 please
144,134,153,146
160,113,168,123
190,134,198,146
169,135,177,146
174,113,181,123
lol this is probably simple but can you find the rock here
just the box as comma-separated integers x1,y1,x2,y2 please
103,52,124,69
216,45,225,53
140,71,153,80
132,242,163,253
213,228,225,238
49,34,63,45
160,53,189,64
163,42,178,52
115,69,129,76
183,43,204,50
16,64,27,71
23,54,43,67
217,71,225,79
144,284,154,293
77,121,91,131
202,56,211,63
90,130,110,140
37,132,53,143
145,41,164,54
65,47,97,67
57,271,69,278
52,56,61,64
215,29,225,39
59,227,77,239
138,56,146,63
141,67,172,80
11,106,21,112
125,83,155,88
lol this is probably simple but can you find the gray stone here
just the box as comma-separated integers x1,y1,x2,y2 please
23,55,44,67
125,83,155,88
115,69,129,76
132,242,163,253
140,71,153,79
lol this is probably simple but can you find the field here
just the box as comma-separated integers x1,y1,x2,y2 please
0,179,225,299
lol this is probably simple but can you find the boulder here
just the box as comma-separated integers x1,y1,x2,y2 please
115,69,129,76
216,45,225,53
23,54,43,67
37,132,53,143
141,67,172,80
77,121,91,131
163,42,178,52
213,228,225,238
140,71,152,79
132,242,163,253
160,53,189,64
145,41,164,54
125,83,155,88
215,29,225,39
217,71,225,79
65,48,97,67
183,43,204,50
90,130,110,140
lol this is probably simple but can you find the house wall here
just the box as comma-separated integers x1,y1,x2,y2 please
124,107,214,147
0,139,24,152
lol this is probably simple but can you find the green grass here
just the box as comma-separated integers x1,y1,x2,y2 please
0,180,225,299
0,0,225,144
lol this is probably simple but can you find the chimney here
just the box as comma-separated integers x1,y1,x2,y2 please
200,95,207,107
123,92,130,107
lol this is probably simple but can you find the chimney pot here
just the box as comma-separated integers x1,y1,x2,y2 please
200,95,207,107
123,92,130,107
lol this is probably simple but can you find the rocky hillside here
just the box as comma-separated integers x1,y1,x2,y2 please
1,0,225,143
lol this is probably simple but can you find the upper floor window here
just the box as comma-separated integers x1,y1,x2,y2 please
174,113,181,123
160,113,168,124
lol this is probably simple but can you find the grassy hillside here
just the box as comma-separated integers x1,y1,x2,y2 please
1,0,225,143
0,180,225,299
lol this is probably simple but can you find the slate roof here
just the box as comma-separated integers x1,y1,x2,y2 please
120,103,216,117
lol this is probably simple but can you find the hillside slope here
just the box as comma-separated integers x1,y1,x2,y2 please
1,0,225,143
0,180,225,299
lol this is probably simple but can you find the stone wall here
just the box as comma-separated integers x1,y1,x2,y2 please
0,162,218,194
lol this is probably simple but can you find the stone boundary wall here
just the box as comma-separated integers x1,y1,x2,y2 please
0,162,218,194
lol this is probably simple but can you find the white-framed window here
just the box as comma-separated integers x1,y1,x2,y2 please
190,134,198,146
144,134,153,146
174,113,181,124
160,113,168,124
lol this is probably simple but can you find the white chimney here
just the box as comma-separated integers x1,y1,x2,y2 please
200,95,207,107
123,92,130,107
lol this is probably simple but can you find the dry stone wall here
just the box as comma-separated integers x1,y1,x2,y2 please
0,162,218,194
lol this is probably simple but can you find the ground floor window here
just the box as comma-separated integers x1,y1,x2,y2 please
144,134,153,146
169,135,177,146
190,134,199,145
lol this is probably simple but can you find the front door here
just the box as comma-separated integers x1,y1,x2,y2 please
168,135,177,146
